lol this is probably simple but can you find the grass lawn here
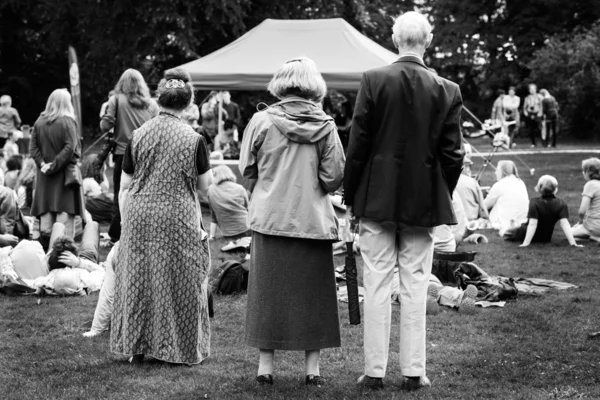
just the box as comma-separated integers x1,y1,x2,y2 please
1,150,600,399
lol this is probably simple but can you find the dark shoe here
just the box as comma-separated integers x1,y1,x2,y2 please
400,376,431,391
255,374,273,385
305,374,325,386
357,374,383,391
130,354,144,365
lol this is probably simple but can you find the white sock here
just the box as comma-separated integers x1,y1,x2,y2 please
305,350,320,376
257,349,274,376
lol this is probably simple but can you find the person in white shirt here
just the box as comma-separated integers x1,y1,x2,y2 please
484,160,529,237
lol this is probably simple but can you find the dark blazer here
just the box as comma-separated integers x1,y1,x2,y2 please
343,56,464,227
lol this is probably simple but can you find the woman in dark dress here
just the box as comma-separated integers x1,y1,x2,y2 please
111,68,213,365
30,89,85,243
239,57,346,386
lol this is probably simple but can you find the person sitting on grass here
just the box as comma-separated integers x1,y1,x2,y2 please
484,160,529,237
456,156,489,222
503,175,582,247
4,154,22,190
572,157,600,242
208,165,250,251
81,154,114,224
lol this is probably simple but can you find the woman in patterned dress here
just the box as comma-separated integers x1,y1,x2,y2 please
110,68,213,365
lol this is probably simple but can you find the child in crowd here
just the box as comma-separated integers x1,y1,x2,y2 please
4,155,22,190
3,130,20,160
572,157,600,242
0,95,21,149
81,154,113,223
504,175,581,247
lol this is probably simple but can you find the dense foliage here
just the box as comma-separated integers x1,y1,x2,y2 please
1,0,599,137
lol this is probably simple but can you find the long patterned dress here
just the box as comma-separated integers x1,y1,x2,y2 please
110,114,210,364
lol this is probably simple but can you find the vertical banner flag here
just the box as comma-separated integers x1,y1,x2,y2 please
68,46,83,138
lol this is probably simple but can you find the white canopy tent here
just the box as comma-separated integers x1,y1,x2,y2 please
178,18,399,90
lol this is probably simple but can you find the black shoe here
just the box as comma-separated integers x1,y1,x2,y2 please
400,376,431,391
130,354,144,365
357,374,383,390
255,374,273,385
305,374,325,386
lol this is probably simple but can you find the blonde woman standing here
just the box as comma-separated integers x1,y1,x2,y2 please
100,69,159,244
240,57,345,386
30,89,85,243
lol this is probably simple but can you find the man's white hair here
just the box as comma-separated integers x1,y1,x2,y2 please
392,11,432,49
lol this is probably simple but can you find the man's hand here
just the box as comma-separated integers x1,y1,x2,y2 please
41,163,51,174
58,251,81,268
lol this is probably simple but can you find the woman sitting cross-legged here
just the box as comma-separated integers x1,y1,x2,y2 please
208,165,250,250
503,175,582,247
572,157,600,242
484,160,529,237
239,57,345,386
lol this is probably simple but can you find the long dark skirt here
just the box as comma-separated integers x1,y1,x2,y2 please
245,231,341,350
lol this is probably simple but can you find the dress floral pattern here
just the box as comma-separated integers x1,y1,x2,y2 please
110,115,210,364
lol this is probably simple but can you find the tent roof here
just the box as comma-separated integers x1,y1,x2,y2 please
178,18,399,91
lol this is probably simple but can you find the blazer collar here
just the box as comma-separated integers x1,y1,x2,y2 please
394,55,427,69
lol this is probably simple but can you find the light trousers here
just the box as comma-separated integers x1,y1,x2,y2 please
90,243,118,334
360,218,434,378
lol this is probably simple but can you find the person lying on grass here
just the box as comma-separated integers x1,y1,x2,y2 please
503,175,582,247
0,221,104,295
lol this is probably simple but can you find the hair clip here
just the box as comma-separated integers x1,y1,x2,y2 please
286,59,303,64
165,79,185,89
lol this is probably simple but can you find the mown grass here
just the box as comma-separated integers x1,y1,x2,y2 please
1,150,600,399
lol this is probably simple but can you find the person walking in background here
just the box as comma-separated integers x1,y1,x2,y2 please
220,91,242,130
523,83,543,148
572,157,600,242
491,89,505,124
344,12,464,392
502,86,520,147
0,95,21,149
99,69,159,245
540,89,559,148
239,57,345,386
30,89,85,245
111,68,213,365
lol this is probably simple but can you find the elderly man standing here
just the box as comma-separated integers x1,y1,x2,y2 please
344,11,464,391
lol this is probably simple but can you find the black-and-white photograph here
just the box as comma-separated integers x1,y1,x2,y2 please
1,1,599,398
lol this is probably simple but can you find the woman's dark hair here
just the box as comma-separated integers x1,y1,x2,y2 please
157,68,194,111
497,89,506,97
6,155,23,171
47,236,79,271
81,154,104,184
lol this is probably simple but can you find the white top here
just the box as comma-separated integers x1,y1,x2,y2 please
434,191,468,252
484,175,529,235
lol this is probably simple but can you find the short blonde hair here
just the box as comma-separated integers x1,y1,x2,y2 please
392,11,432,48
212,165,237,184
0,95,11,106
267,57,327,103
582,157,600,180
40,89,75,123
496,160,520,180
535,175,558,196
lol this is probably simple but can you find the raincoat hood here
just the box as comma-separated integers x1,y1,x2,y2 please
266,97,335,144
